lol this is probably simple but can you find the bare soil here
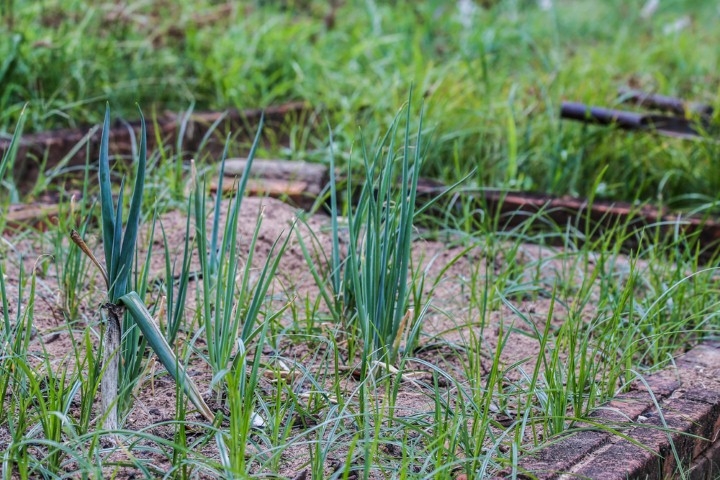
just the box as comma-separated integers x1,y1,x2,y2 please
0,195,629,478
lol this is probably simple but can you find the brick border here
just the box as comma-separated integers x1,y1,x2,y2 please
504,342,720,480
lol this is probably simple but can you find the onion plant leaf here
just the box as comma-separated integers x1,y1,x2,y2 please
120,291,215,423
98,106,115,278
116,109,147,300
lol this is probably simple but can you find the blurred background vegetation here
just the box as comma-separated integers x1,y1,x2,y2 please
1,0,719,206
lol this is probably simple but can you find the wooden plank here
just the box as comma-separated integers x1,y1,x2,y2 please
4,203,61,231
221,158,328,184
470,190,720,259
5,156,720,261
3,102,310,193
210,157,329,210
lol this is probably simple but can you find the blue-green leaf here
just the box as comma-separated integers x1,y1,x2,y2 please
120,291,215,423
98,106,115,273
117,108,147,300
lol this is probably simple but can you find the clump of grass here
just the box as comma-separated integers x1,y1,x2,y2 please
347,100,429,367
193,119,295,384
157,199,193,346
299,96,428,369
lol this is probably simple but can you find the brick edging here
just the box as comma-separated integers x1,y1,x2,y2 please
503,342,720,479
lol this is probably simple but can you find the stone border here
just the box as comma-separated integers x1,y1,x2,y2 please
501,342,720,479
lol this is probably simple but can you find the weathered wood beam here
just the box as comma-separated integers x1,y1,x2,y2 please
5,158,720,261
1,102,310,192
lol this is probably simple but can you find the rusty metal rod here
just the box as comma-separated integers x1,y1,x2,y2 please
560,101,704,139
618,87,714,118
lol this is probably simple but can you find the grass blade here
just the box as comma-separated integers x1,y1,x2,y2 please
0,103,26,203
109,179,124,299
209,135,231,277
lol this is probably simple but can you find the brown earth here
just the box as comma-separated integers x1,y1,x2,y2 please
0,195,653,478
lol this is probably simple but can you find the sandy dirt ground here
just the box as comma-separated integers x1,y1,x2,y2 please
0,196,637,478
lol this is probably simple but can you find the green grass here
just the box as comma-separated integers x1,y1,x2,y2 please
3,0,720,205
1,0,720,478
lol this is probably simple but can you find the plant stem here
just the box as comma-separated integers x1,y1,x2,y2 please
101,302,123,431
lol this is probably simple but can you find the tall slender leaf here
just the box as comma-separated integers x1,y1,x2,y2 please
98,107,115,277
0,104,26,203
116,109,147,300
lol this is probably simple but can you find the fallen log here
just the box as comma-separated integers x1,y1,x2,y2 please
1,102,311,193
213,158,329,210
617,87,714,119
476,190,720,259
560,101,704,139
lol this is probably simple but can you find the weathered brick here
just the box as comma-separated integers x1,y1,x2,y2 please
683,387,720,407
515,342,720,479
631,373,681,398
570,396,716,478
570,438,659,480
676,342,720,370
703,439,720,478
688,438,720,480
516,430,611,479
593,391,660,423
651,399,713,477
